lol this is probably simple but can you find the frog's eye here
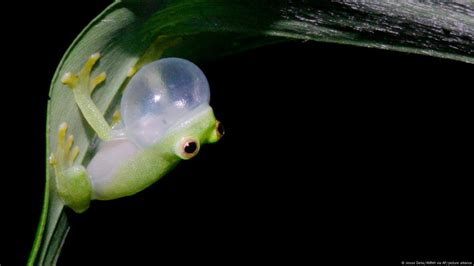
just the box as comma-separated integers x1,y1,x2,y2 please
216,120,225,139
177,138,200,159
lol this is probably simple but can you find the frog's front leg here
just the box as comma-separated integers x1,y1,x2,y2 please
49,122,92,213
61,53,111,140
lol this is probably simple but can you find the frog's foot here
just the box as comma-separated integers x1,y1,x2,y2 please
60,53,111,141
50,122,92,213
49,122,79,170
61,53,106,95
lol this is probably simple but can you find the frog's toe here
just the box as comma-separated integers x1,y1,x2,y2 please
68,145,80,166
90,72,106,93
111,109,121,127
61,72,78,88
58,122,68,145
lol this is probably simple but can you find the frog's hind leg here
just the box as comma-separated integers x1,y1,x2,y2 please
61,53,111,140
49,122,92,213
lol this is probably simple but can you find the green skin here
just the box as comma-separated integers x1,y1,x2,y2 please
51,54,221,213
96,107,220,200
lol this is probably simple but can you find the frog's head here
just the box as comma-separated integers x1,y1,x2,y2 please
120,57,223,158
168,104,224,160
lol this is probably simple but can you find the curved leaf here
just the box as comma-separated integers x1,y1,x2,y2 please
29,0,474,264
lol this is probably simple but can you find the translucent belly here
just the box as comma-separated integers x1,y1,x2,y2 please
86,138,140,199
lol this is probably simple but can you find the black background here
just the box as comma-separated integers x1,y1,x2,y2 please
4,0,473,265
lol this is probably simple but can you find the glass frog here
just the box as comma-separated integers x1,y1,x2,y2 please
50,54,224,213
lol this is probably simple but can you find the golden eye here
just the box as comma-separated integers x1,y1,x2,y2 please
178,139,200,159
216,121,225,138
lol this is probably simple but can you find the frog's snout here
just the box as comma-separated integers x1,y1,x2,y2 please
216,120,225,139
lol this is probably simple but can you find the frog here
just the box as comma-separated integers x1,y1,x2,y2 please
49,53,224,213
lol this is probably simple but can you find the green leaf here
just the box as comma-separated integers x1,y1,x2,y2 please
29,0,473,264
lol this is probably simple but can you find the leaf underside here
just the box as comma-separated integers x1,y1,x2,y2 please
29,0,473,265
